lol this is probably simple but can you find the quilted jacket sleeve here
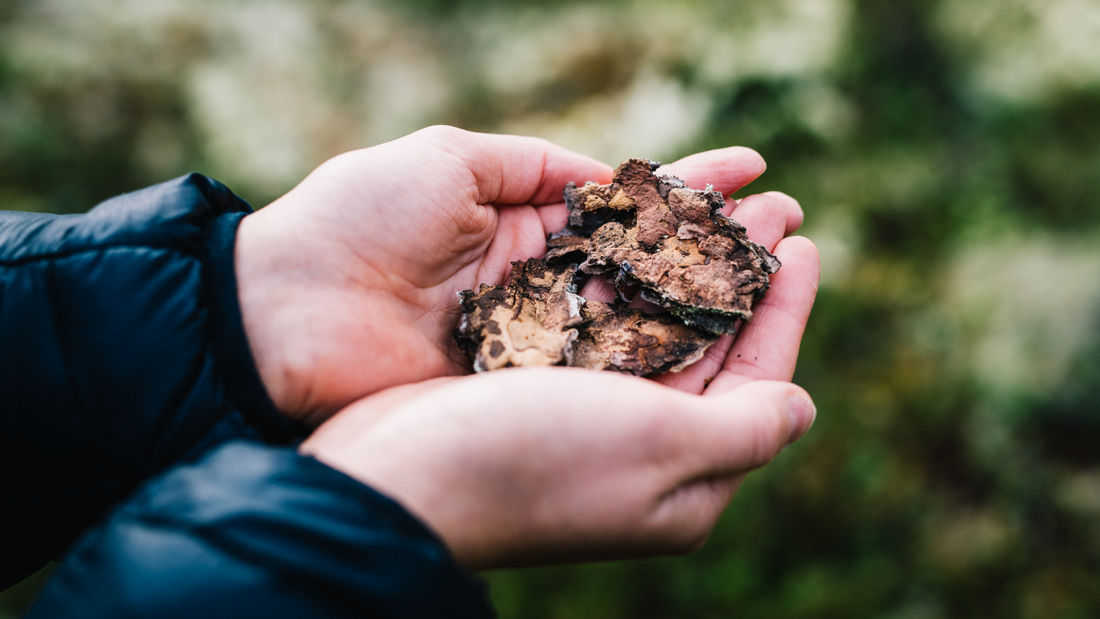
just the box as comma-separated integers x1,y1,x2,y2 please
0,174,303,587
24,441,494,619
2,175,493,617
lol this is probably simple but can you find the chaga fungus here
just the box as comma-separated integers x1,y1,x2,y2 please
454,158,780,376
571,302,717,374
454,259,585,373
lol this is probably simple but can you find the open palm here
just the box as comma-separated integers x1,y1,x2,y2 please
235,126,818,424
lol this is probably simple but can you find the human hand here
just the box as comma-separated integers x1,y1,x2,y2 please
294,136,820,568
300,368,816,570
235,126,814,425
236,126,611,424
575,150,818,397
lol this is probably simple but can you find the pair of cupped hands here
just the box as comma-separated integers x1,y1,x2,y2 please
235,126,820,571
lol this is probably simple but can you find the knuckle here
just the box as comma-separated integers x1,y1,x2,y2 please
672,531,712,555
749,411,787,467
649,479,732,554
668,517,716,554
633,410,681,456
763,190,796,203
414,124,466,144
761,193,789,212
643,517,712,556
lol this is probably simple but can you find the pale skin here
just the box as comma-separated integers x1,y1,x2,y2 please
236,125,821,570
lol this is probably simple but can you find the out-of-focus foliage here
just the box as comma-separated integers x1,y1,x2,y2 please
3,0,1100,616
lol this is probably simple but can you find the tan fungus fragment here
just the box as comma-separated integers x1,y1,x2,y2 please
454,158,779,375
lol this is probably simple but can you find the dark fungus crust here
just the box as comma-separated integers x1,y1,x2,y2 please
453,158,780,376
454,259,585,373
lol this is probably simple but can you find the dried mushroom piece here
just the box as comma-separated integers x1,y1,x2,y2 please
454,259,585,372
563,158,780,335
562,177,638,235
454,157,779,375
545,231,590,263
572,301,719,375
453,271,719,376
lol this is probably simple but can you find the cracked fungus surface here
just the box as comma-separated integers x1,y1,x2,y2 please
454,158,779,375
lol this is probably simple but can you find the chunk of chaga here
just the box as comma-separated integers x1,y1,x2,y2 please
557,158,780,335
455,157,779,375
454,272,718,375
572,301,719,375
545,230,591,263
454,259,585,372
562,178,637,235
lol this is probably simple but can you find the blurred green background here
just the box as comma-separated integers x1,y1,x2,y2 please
3,0,1100,617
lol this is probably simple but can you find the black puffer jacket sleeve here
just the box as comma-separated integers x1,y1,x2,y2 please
0,174,302,587
25,441,494,619
2,176,493,617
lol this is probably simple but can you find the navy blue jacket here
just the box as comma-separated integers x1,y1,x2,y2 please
0,175,493,617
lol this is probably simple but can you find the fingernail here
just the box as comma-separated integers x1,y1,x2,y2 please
786,392,816,444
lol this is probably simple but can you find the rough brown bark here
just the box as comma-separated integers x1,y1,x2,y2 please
454,158,779,376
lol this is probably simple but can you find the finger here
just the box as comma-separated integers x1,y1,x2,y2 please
478,204,554,284
705,236,820,396
579,274,619,304
651,334,734,395
537,202,569,235
725,191,803,238
724,193,788,251
645,473,746,554
410,126,613,206
769,191,805,236
677,380,816,479
653,233,816,395
656,146,766,195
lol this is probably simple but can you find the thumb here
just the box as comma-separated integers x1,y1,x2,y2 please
407,126,613,206
680,380,816,478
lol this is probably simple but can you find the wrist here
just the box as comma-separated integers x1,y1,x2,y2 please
200,209,307,442
232,211,307,421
